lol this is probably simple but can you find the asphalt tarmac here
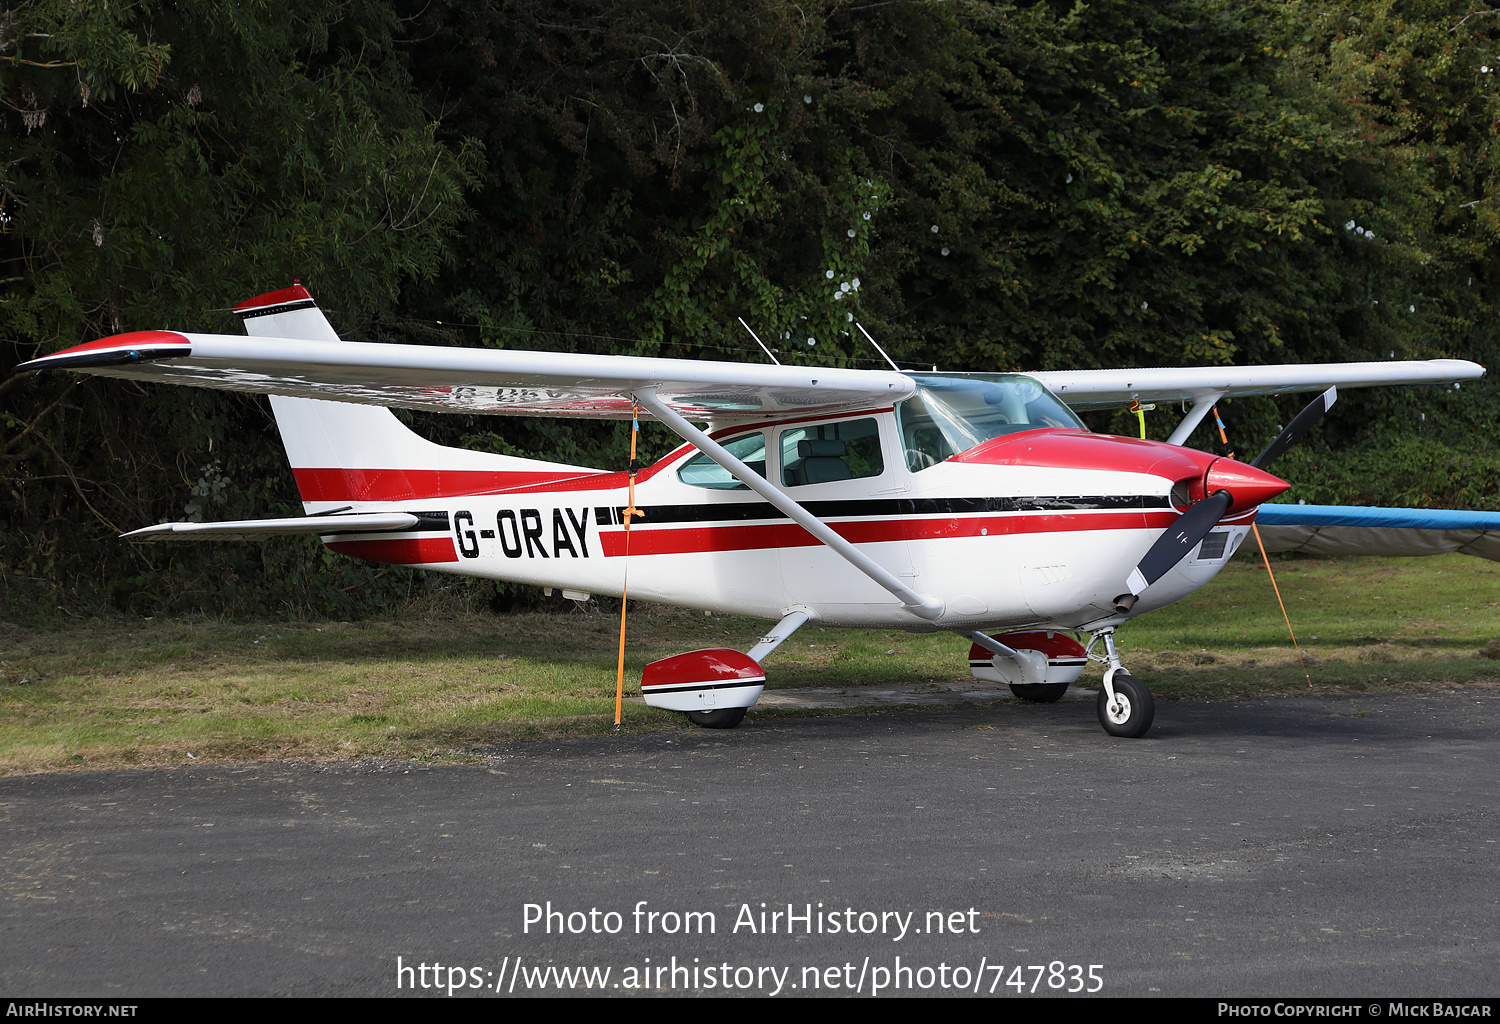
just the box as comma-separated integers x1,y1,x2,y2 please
2,690,1497,998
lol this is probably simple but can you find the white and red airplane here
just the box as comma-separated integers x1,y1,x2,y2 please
15,283,1486,738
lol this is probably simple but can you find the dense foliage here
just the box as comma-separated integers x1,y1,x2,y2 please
2,0,1497,618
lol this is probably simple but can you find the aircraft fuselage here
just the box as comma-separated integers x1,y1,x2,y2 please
315,412,1256,633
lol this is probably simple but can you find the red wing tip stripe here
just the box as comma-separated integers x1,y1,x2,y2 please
21,331,192,372
640,678,766,693
233,283,314,311
48,331,191,356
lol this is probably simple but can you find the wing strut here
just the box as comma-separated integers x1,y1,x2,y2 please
959,630,1047,687
631,389,945,621
1163,392,1225,447
745,610,813,663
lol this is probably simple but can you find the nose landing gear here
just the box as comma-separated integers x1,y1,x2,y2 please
1088,628,1155,738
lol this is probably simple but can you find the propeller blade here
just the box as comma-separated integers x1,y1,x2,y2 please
1250,386,1337,470
1120,490,1233,606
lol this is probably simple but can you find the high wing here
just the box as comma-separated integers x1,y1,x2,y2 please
16,330,1482,423
16,330,913,420
1021,360,1482,446
1025,361,1483,407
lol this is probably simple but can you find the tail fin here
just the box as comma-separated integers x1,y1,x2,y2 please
236,283,599,509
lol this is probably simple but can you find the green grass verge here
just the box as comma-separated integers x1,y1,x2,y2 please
1122,554,1500,698
2,554,1497,773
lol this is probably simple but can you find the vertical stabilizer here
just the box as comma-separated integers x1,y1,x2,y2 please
235,283,600,509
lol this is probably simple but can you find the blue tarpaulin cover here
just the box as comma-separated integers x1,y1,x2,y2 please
1251,504,1500,561
1256,504,1500,530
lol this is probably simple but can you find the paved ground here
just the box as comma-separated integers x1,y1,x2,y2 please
746,681,1097,708
1,690,1497,998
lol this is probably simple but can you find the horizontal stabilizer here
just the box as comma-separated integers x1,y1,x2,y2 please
121,512,419,542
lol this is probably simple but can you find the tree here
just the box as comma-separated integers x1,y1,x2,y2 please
1,0,478,615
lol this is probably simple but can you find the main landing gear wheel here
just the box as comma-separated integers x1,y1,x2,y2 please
683,707,747,729
1009,682,1069,703
1097,672,1154,738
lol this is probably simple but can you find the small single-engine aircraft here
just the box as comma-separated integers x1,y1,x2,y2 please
15,284,1486,738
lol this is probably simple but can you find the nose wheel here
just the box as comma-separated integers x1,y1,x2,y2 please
1089,629,1155,738
1097,671,1153,737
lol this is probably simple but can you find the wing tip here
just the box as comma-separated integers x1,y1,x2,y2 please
16,331,193,374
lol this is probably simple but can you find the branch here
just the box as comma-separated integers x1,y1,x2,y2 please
0,56,80,68
386,155,443,233
3,383,78,452
1451,9,1500,31
33,429,124,534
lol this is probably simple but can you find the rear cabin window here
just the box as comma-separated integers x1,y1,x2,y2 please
780,418,884,486
676,432,767,489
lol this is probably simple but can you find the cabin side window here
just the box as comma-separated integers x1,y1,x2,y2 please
780,418,884,486
676,432,767,489
894,392,956,471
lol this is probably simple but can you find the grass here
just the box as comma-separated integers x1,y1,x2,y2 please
1,554,1497,774
1122,554,1500,699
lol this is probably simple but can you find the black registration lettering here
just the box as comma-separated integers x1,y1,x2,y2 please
521,509,549,558
552,508,578,558
454,510,479,559
497,510,523,558
565,507,590,557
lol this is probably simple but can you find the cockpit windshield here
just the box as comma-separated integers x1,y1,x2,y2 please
895,373,1085,471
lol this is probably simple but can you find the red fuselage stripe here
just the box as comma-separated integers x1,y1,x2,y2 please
597,510,1184,556
325,537,459,564
322,505,1254,565
292,467,597,502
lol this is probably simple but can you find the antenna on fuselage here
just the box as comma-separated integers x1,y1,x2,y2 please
737,317,781,365
855,322,902,372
